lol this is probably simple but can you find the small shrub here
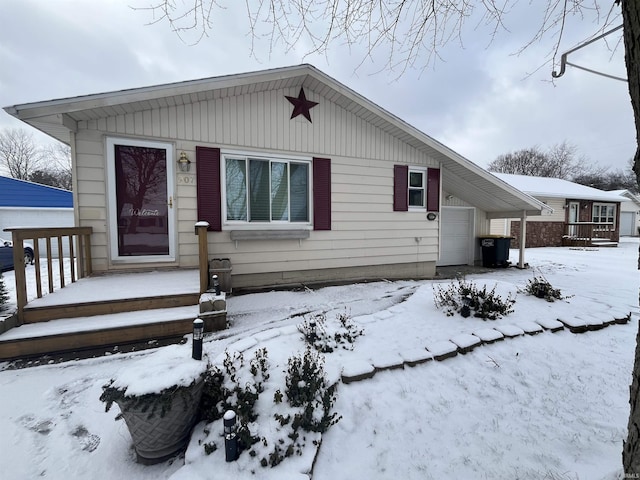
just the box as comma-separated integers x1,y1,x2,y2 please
298,310,364,353
521,275,568,302
284,347,341,433
258,347,341,468
198,348,269,455
203,442,217,455
0,273,9,310
433,278,516,320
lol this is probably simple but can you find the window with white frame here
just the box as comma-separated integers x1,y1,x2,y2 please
408,168,426,208
224,154,310,224
592,203,616,229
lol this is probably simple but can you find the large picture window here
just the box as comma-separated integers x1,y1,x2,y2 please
592,203,616,228
224,154,310,224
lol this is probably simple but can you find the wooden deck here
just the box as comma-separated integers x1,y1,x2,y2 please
0,270,225,361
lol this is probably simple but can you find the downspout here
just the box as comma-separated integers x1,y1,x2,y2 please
518,211,527,269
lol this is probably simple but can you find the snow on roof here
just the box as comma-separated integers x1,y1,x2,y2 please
492,173,626,203
609,189,640,206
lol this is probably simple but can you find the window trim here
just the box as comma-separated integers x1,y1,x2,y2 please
220,150,314,230
592,202,616,229
408,166,427,211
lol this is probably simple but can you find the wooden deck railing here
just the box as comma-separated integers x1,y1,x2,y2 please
563,222,614,247
3,226,93,324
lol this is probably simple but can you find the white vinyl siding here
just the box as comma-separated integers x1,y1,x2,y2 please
79,86,432,165
73,86,440,274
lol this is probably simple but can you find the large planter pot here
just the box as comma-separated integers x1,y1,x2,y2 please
116,378,204,465
100,343,209,465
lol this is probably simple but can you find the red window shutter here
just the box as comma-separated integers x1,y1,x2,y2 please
196,146,222,231
427,167,440,212
393,165,408,211
313,157,331,230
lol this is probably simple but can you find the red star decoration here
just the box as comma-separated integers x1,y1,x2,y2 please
285,87,318,123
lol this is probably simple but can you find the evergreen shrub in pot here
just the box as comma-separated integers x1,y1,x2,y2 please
100,343,208,464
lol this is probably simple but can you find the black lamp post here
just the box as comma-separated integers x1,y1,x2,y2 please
224,410,238,462
211,274,221,295
460,295,472,318
192,319,204,360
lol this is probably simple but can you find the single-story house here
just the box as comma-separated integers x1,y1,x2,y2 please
610,189,640,236
4,64,549,288
0,176,74,255
490,173,626,247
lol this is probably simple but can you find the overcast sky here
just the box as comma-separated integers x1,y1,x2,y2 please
0,0,635,172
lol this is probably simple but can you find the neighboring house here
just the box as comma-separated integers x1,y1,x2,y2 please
0,176,74,255
4,65,548,288
490,173,626,247
610,189,640,236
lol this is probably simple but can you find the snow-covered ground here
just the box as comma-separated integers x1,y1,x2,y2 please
0,239,638,479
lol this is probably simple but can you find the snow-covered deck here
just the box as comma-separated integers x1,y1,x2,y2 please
0,268,208,360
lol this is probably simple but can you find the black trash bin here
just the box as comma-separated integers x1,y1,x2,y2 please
479,236,512,268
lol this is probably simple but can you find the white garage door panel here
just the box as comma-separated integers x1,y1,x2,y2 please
438,207,474,266
620,212,634,236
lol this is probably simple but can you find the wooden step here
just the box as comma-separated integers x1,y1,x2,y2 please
0,305,225,361
590,240,618,247
22,293,200,323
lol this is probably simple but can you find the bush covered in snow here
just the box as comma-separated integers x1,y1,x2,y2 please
196,345,340,469
521,274,569,302
297,310,364,352
198,348,270,453
0,274,9,310
433,278,516,320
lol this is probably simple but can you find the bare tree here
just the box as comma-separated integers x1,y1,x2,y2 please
573,158,638,192
488,141,602,179
0,128,43,180
141,0,640,472
489,146,557,177
38,142,72,190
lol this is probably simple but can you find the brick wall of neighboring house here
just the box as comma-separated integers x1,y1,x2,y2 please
510,199,621,247
510,221,566,247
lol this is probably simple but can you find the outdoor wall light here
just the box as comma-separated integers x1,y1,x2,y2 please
426,212,437,221
177,151,191,172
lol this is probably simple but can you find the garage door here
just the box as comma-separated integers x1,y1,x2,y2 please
438,207,474,266
620,212,635,236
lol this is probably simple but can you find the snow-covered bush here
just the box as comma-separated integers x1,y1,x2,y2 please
433,278,516,320
521,274,569,302
197,345,341,469
259,347,340,467
198,348,270,454
0,273,9,310
297,310,364,353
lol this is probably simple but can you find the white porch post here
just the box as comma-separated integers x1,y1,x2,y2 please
518,211,527,269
